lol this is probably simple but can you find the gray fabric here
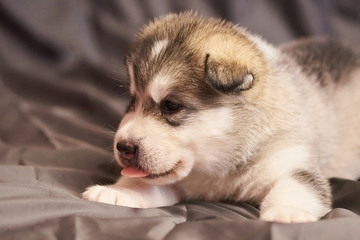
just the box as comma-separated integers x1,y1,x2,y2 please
0,0,359,239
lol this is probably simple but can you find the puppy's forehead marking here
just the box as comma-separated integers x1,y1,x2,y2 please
150,39,169,60
148,73,172,103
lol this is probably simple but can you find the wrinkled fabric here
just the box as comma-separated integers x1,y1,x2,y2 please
0,1,359,239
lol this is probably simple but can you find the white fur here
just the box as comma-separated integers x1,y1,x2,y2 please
150,39,168,60
82,177,178,208
322,68,360,179
260,177,325,222
182,107,237,176
177,145,318,203
148,74,170,103
261,146,311,180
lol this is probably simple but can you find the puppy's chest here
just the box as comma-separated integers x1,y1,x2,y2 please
175,169,270,203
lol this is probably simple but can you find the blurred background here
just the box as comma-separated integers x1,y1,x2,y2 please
0,0,359,176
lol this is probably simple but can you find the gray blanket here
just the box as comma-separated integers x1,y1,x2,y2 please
0,1,359,239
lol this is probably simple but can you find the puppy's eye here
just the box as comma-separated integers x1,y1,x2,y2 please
162,100,180,113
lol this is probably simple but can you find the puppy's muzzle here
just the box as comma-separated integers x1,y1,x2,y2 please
116,141,138,167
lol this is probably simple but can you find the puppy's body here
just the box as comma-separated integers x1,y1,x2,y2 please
83,13,360,223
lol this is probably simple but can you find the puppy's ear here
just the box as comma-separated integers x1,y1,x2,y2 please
205,54,254,94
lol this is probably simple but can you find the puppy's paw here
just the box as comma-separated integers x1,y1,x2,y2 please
260,206,318,223
82,185,146,208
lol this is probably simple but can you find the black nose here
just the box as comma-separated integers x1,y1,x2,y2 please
116,141,138,166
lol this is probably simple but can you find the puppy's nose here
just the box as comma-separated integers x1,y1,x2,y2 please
116,141,138,166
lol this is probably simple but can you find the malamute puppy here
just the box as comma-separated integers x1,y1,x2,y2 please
83,12,360,223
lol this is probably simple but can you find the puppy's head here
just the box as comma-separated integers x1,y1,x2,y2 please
114,12,269,185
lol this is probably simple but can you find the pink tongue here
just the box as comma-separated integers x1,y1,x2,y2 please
121,167,150,178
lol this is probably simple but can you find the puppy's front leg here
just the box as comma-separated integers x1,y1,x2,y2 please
82,177,179,208
260,172,331,223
